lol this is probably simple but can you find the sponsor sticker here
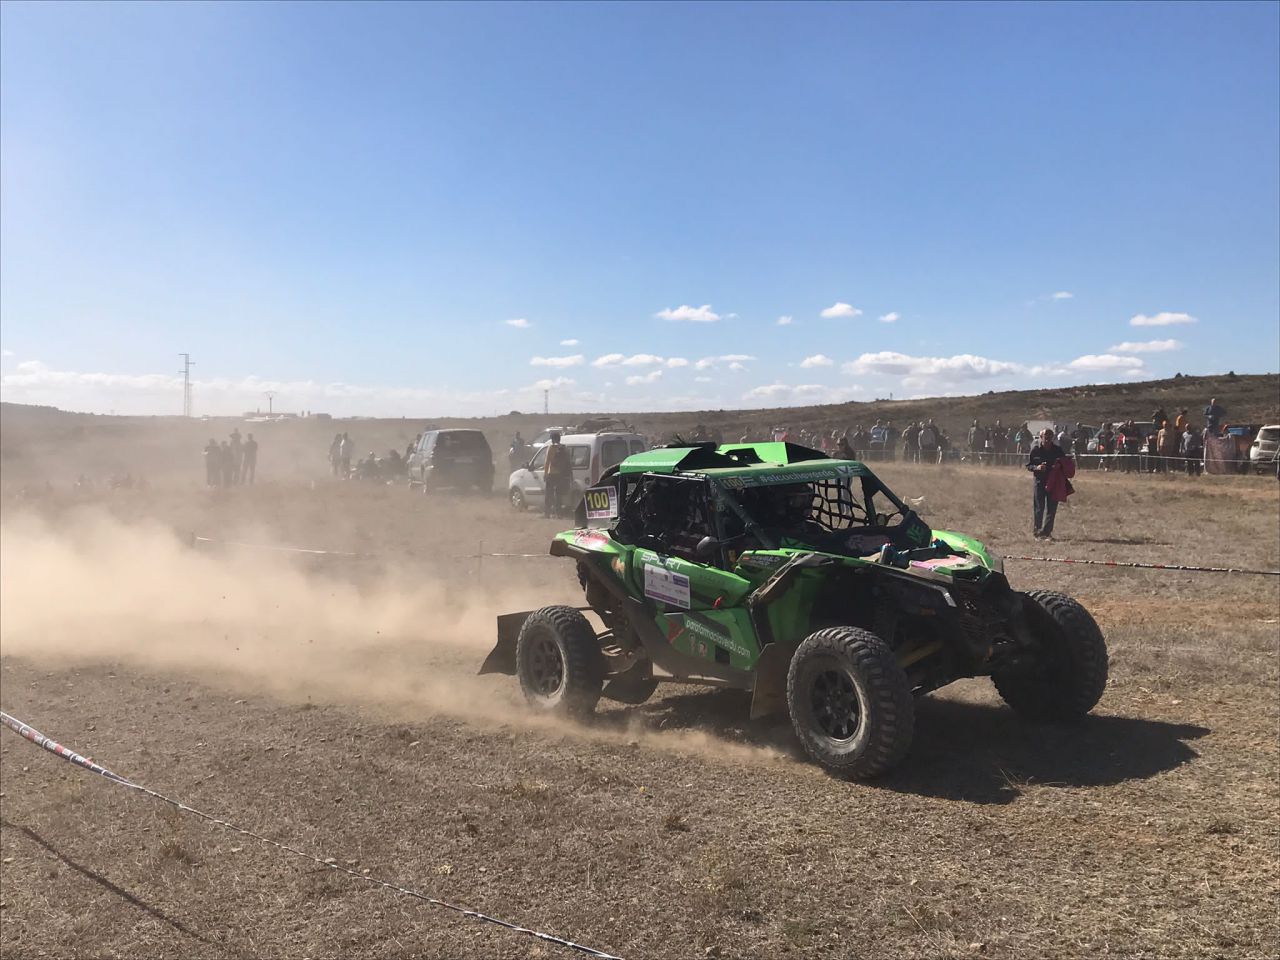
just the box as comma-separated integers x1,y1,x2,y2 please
572,529,610,548
583,486,619,520
644,564,691,609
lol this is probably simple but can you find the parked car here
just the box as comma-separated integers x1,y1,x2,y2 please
509,432,647,511
1250,425,1279,473
407,429,495,492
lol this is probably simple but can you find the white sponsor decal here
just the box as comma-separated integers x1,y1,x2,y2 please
644,564,691,608
583,486,619,520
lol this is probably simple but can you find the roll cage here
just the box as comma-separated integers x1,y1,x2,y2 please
601,463,928,564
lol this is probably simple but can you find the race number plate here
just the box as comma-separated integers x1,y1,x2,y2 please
583,485,619,521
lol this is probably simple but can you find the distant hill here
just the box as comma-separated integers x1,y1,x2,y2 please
2,372,1276,487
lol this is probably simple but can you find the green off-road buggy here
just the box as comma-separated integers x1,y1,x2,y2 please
482,442,1107,778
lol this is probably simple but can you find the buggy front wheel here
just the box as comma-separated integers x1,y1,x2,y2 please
786,627,914,779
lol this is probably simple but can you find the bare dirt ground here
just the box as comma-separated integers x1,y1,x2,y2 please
2,443,1278,958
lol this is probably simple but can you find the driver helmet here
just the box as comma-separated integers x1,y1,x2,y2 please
777,483,814,525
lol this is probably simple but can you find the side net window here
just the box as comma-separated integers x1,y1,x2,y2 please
807,478,870,531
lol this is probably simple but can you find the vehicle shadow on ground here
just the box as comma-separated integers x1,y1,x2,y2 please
601,690,1208,805
873,697,1208,804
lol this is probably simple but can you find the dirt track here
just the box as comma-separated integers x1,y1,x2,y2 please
2,459,1278,959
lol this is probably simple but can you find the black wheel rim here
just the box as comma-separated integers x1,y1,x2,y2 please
811,668,861,740
527,634,564,698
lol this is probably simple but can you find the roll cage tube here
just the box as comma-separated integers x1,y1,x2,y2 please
709,481,778,550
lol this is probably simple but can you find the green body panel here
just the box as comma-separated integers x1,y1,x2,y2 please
658,608,759,668
932,529,1002,573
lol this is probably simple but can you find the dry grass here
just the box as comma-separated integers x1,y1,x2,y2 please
0,409,1277,959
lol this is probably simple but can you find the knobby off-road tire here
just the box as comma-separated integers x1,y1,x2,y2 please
786,627,915,779
515,606,603,719
509,488,527,511
993,590,1108,721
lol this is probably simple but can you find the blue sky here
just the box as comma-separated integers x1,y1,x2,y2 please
2,1,1277,416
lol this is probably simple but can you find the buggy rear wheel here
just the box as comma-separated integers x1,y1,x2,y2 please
515,606,603,719
786,627,914,779
993,591,1107,721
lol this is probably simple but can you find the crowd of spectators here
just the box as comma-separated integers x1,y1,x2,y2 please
755,395,1255,476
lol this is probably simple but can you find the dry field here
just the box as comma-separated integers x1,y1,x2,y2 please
1,430,1278,958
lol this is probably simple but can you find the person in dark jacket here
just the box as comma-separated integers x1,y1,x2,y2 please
1026,428,1065,539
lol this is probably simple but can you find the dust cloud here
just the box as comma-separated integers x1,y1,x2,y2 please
0,508,790,766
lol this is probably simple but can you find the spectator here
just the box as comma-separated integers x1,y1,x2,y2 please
543,431,571,518
1151,407,1169,431
1158,419,1179,471
1027,428,1071,540
1182,422,1203,476
329,434,343,476
836,432,855,460
204,439,220,486
869,420,887,459
883,421,898,461
1174,408,1189,433
918,418,940,464
1013,422,1033,455
1204,397,1226,434
1096,423,1115,471
903,421,921,463
851,424,869,459
339,432,354,477
990,419,1008,463
1072,423,1089,459
219,440,235,487
968,419,988,465
241,433,258,484
229,430,243,485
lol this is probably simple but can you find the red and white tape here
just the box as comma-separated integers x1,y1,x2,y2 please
1003,555,1279,576
0,710,622,959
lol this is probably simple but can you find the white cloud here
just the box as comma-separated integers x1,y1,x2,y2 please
625,369,663,386
1130,311,1197,327
800,354,834,368
559,338,580,347
1050,291,1074,300
654,304,721,323
694,354,755,370
776,315,794,326
593,353,678,368
1,349,13,358
529,355,585,368
743,382,865,406
878,312,900,324
1107,339,1183,354
1067,354,1146,371
820,302,862,319
504,318,532,329
728,362,746,372
694,376,713,383
532,377,575,390
843,351,1027,389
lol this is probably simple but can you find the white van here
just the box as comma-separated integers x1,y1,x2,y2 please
508,432,647,512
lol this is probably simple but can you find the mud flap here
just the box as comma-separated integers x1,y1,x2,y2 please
601,660,658,705
749,642,793,719
479,611,534,676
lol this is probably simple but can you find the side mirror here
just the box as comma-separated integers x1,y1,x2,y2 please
695,535,720,559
